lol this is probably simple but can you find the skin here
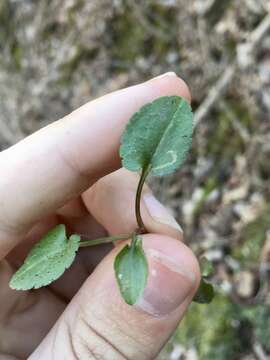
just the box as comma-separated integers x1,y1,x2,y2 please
0,73,200,360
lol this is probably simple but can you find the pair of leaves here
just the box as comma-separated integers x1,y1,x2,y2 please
193,257,215,304
10,225,80,290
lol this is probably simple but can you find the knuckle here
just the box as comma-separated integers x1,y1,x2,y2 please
68,313,129,360
56,142,90,184
63,317,97,360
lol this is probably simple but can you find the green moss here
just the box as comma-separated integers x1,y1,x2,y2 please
227,100,254,130
224,38,237,57
205,0,233,26
66,0,84,23
192,176,218,217
169,294,270,358
61,47,98,73
106,2,177,71
0,0,19,69
207,112,245,158
11,42,22,70
0,0,10,28
174,295,250,360
206,99,257,160
232,207,269,264
107,7,146,66
144,2,177,55
56,46,98,87
241,305,270,352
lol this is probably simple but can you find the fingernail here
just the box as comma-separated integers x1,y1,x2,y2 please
143,193,182,232
136,248,196,317
151,71,177,80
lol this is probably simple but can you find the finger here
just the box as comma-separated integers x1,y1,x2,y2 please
0,260,65,359
0,73,191,258
56,197,88,218
29,234,200,360
83,168,183,240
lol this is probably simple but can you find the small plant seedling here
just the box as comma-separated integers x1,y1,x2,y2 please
10,95,213,305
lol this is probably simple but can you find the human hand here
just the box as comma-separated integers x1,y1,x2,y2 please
0,73,200,360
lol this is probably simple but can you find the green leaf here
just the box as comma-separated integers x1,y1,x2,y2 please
120,96,193,176
114,235,148,305
193,278,215,304
200,256,214,278
9,224,80,290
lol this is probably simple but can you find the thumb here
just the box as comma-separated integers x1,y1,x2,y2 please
29,234,200,360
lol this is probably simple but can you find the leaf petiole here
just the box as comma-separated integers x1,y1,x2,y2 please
135,165,151,234
130,232,138,252
78,234,131,248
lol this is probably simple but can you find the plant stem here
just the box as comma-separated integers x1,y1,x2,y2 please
135,165,150,234
79,166,150,249
79,234,131,248
130,232,137,252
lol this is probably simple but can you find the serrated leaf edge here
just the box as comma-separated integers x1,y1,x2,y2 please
120,96,193,176
9,231,80,290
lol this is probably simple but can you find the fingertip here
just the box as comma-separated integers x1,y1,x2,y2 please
147,72,192,104
142,191,183,241
142,234,200,287
135,234,200,317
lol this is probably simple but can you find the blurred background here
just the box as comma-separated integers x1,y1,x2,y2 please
1,0,270,359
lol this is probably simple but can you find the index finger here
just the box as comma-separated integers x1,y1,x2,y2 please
0,73,191,257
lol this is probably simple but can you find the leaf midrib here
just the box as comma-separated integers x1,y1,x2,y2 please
13,243,70,280
149,98,184,170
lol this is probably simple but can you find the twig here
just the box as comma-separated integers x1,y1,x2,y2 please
194,64,235,126
253,342,269,360
0,99,24,144
127,0,171,42
194,12,270,127
249,12,270,46
219,100,251,143
194,0,217,16
0,118,17,144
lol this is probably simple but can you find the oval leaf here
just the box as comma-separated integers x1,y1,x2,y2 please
193,278,215,304
9,224,80,290
120,96,193,176
114,235,148,305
